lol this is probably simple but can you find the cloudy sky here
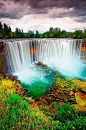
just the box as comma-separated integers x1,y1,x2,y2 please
0,0,86,33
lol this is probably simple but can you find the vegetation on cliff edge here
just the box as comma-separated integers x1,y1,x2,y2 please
0,73,86,130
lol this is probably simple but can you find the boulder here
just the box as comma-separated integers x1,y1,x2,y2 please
44,97,52,105
40,98,48,105
36,62,47,68
7,74,18,81
37,62,43,66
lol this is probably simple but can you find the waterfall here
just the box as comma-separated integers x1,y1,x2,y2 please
4,38,85,79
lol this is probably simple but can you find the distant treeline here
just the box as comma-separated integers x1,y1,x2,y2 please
0,21,86,39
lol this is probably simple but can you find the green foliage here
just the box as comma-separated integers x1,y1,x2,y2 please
15,28,24,38
55,77,75,90
7,94,22,105
0,21,86,39
54,103,76,121
39,102,86,130
0,22,24,39
0,75,86,130
0,78,57,130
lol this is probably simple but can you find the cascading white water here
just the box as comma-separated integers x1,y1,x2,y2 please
4,40,32,72
4,38,85,79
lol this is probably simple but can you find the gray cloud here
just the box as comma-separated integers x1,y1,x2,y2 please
7,0,86,10
14,0,86,10
73,15,86,23
0,2,4,8
0,0,86,23
0,0,48,19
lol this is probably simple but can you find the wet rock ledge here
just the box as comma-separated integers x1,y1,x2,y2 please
0,41,8,73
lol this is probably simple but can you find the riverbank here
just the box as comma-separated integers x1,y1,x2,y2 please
0,72,86,130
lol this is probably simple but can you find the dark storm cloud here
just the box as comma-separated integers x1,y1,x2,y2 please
25,0,86,10
11,0,86,10
0,0,48,19
12,0,86,18
0,2,4,8
0,0,86,22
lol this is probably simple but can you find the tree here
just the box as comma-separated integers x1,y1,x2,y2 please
83,28,86,39
49,34,54,38
55,27,60,32
0,22,2,29
40,34,44,38
15,27,23,38
3,23,12,38
0,22,3,38
49,27,54,31
45,34,48,38
21,29,24,38
28,30,34,38
3,23,9,36
8,26,11,32
0,33,3,38
9,32,13,38
36,30,39,37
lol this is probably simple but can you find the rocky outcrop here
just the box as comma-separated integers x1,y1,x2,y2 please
0,41,4,51
0,41,8,73
35,83,76,106
35,78,86,111
82,39,86,46
81,39,86,62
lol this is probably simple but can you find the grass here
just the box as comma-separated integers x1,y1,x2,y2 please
0,74,86,130
0,76,57,130
39,102,86,130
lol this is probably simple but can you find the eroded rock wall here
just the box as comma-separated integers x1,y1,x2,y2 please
0,41,8,73
81,39,86,62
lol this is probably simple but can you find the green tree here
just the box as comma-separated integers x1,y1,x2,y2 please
49,34,54,38
0,22,2,29
3,23,9,35
15,27,23,38
28,30,34,38
49,27,54,31
0,33,3,38
9,32,13,38
45,34,48,38
0,22,3,38
3,23,12,38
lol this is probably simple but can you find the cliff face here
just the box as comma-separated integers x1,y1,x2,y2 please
0,41,8,73
0,39,86,74
81,39,86,62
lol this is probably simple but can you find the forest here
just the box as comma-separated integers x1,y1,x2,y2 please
0,21,86,39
